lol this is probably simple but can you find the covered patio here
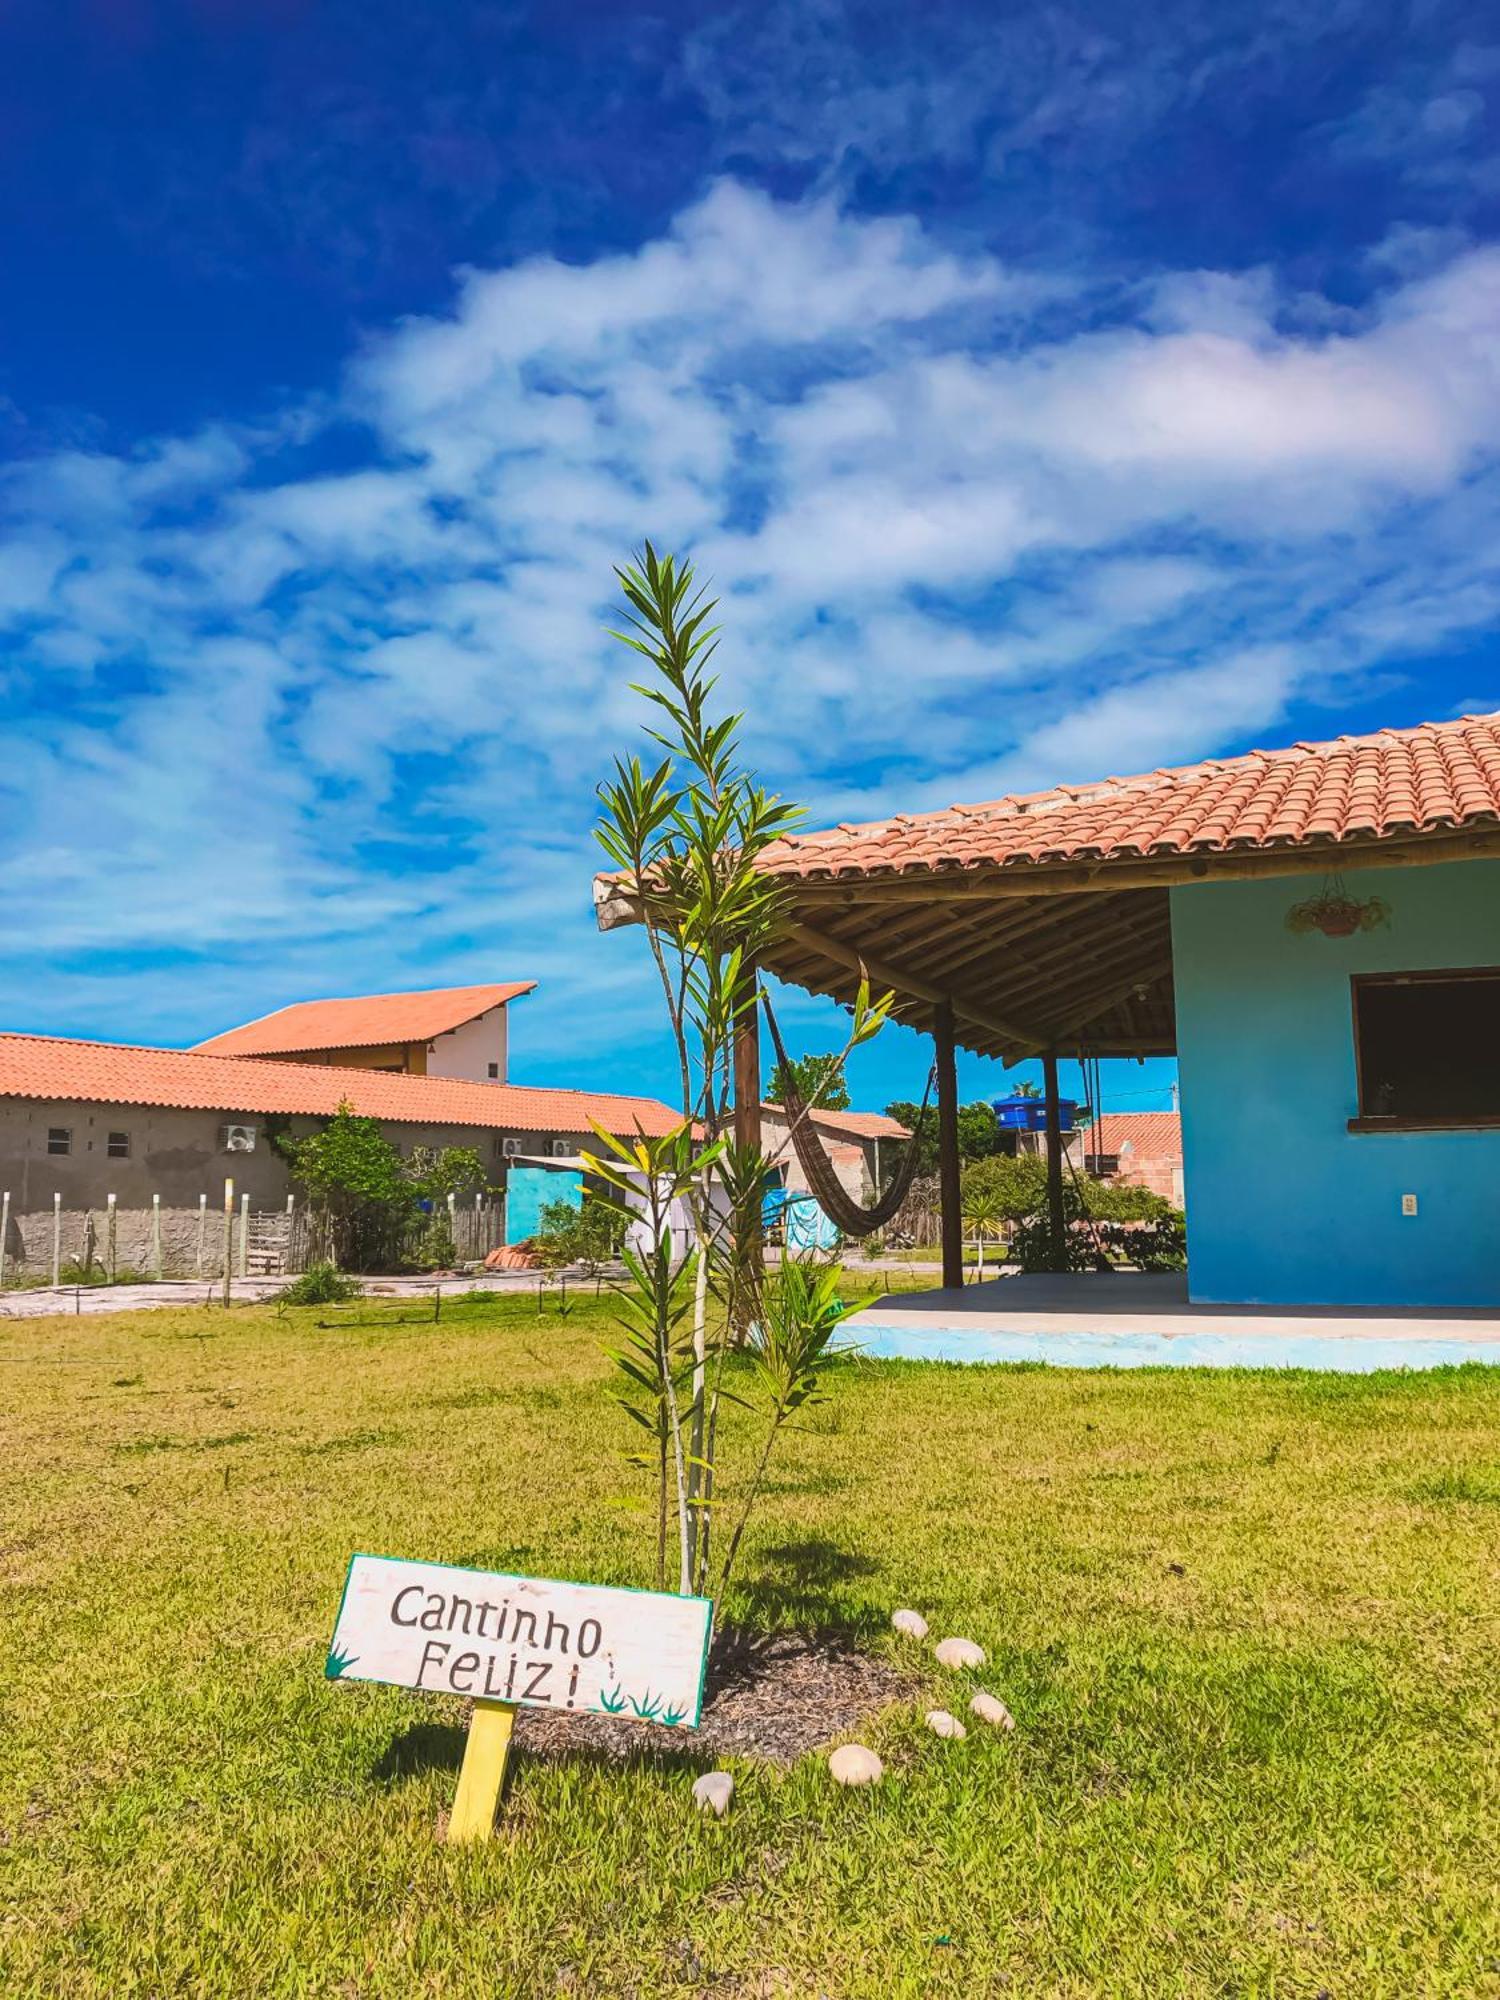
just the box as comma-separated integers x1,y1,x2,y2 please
737,715,1500,1343
596,713,1500,1343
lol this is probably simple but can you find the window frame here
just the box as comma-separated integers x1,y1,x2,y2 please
1348,966,1500,1132
106,1130,131,1159
46,1126,72,1156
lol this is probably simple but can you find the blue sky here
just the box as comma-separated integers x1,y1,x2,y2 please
3,0,1498,1118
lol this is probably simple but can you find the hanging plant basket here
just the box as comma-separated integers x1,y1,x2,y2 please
1285,875,1391,938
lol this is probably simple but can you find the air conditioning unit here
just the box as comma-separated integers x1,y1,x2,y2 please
221,1123,257,1154
551,1138,572,1158
501,1137,523,1159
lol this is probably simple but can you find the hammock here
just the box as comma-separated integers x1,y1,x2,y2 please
760,990,934,1237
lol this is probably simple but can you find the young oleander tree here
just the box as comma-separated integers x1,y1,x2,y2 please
590,544,889,1597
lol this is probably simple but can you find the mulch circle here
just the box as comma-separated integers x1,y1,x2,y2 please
511,1628,919,1767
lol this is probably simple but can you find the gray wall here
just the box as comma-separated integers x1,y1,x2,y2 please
0,1098,587,1276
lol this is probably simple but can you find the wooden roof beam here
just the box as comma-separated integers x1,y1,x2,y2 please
776,919,1046,1055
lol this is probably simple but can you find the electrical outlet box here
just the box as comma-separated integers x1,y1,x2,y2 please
1400,1193,1418,1217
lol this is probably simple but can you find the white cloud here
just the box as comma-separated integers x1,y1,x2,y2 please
4,180,1500,1060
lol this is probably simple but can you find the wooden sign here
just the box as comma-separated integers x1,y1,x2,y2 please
326,1553,713,1842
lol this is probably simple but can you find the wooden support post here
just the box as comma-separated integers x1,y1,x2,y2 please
733,964,763,1285
447,1699,517,1844
1042,1047,1067,1272
935,1001,963,1291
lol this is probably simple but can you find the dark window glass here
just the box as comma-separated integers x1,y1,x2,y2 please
107,1131,130,1158
487,1062,499,1078
47,1127,71,1155
1353,971,1500,1121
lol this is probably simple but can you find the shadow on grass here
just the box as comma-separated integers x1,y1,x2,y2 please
373,1713,707,1785
374,1719,467,1785
733,1536,887,1643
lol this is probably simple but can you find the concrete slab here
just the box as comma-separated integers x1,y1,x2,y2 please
841,1271,1500,1371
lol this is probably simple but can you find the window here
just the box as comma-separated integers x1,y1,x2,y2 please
487,1062,499,1079
1351,970,1500,1126
47,1127,71,1156
107,1131,130,1159
1085,1151,1120,1177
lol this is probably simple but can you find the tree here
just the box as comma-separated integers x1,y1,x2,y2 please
767,1052,850,1112
591,542,889,1595
961,1151,1049,1222
884,1098,1003,1175
404,1144,489,1203
288,1114,491,1270
287,1102,416,1268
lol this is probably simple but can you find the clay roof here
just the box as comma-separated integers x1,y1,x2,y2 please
763,714,1500,882
194,982,536,1057
761,1103,910,1141
1085,1111,1181,1162
0,1033,682,1136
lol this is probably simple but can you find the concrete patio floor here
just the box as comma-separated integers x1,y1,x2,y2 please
840,1270,1500,1371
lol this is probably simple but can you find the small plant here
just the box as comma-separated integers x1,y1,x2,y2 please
414,1217,459,1270
1286,875,1391,937
278,1262,363,1306
592,543,887,1599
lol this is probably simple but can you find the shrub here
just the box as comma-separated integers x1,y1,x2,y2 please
277,1262,363,1306
532,1196,623,1274
411,1217,459,1270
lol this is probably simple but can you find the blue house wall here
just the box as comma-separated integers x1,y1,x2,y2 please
1172,859,1500,1308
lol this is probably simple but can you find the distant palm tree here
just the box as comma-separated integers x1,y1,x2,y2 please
961,1188,1004,1282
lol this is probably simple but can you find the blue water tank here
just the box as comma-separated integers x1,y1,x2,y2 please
992,1095,1076,1133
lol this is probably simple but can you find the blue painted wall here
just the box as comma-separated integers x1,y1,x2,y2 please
1172,859,1500,1308
504,1162,582,1245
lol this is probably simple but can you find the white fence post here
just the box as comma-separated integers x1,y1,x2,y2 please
197,1193,207,1278
238,1193,249,1278
52,1192,61,1288
221,1179,234,1306
151,1193,163,1281
107,1193,118,1283
0,1189,9,1289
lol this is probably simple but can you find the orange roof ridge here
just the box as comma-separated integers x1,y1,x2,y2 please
763,712,1500,882
194,981,537,1057
0,1030,679,1136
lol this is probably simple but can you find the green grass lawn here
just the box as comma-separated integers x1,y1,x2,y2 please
3,1288,1498,1997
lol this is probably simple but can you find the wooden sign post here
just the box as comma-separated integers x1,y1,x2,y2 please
327,1553,713,1843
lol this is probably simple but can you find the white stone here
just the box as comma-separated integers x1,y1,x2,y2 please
692,1771,734,1817
828,1743,884,1787
969,1691,1015,1731
891,1609,929,1640
934,1636,987,1670
925,1708,967,1739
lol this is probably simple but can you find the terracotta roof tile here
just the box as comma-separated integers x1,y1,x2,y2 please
194,983,536,1057
1087,1111,1181,1162
0,1034,682,1137
763,715,1500,882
